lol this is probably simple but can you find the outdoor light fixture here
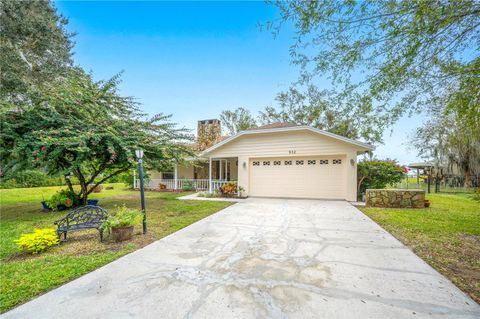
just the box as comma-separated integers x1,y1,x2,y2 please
135,149,144,159
350,159,355,166
135,149,147,234
243,162,246,168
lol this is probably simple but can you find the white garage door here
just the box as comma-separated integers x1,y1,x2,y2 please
249,155,346,199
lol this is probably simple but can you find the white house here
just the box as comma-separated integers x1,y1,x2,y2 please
147,120,373,201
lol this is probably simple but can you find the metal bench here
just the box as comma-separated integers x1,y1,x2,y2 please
54,205,108,241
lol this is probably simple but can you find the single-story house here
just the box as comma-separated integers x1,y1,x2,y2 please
148,119,374,201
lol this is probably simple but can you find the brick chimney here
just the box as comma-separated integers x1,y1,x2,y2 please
197,119,221,151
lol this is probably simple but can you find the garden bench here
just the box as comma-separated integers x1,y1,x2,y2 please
54,205,108,241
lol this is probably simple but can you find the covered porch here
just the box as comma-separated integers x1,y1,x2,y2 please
144,157,238,192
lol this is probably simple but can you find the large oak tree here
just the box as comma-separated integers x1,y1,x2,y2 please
0,0,73,107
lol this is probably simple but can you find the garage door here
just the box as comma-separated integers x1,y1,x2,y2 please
249,156,346,199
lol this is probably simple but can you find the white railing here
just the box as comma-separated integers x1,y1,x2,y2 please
135,178,237,192
137,179,209,190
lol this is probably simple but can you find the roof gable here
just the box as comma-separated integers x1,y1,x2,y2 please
201,126,374,156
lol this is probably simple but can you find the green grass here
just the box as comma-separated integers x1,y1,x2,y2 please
0,184,232,312
392,176,476,193
359,192,480,303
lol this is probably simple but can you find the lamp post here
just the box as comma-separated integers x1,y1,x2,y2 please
135,149,147,234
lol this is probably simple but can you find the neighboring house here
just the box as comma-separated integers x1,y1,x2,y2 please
149,119,374,201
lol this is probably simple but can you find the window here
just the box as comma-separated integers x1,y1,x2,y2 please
307,160,316,165
284,160,292,165
333,159,342,164
162,172,174,179
253,161,260,166
273,161,281,166
263,161,271,166
296,160,304,165
319,160,329,165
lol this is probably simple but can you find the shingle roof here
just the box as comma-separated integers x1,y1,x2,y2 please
186,136,230,152
250,122,299,130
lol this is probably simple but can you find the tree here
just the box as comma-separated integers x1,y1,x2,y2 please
219,107,257,135
411,96,480,187
0,0,74,107
357,160,405,195
259,86,388,144
1,69,193,204
268,1,480,123
444,59,480,131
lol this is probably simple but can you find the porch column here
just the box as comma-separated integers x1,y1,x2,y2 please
208,157,212,193
133,169,137,189
226,160,230,181
219,159,223,180
174,163,178,190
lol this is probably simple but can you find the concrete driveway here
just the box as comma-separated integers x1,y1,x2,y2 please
3,198,479,319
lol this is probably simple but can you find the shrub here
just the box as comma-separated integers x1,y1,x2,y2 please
14,228,59,254
237,185,245,197
182,180,195,191
197,191,219,198
0,170,64,189
0,179,20,189
357,159,405,196
13,170,51,187
473,188,480,201
101,205,142,230
219,182,238,197
45,189,78,209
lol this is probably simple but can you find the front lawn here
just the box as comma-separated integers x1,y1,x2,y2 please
359,192,480,303
0,184,232,312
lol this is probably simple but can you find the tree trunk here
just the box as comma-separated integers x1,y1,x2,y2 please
74,169,89,206
464,168,472,188
357,176,367,194
65,176,75,193
80,193,88,206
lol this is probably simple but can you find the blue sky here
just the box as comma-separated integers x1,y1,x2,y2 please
55,1,422,165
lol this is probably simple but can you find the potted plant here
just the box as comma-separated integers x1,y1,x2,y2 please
41,196,52,212
45,189,76,211
87,199,99,206
101,205,142,242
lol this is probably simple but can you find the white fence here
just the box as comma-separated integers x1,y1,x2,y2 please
136,178,236,192
137,179,209,190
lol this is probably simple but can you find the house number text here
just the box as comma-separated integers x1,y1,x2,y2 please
288,150,296,154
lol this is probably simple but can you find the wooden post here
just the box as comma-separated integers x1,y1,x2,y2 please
427,172,431,194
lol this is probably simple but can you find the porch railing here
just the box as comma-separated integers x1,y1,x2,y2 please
136,178,210,190
136,178,235,192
